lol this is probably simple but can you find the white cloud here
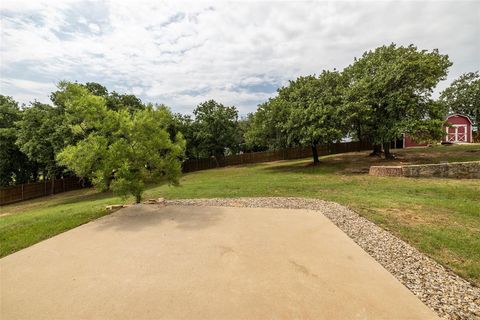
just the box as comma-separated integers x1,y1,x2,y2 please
1,78,54,92
88,23,100,34
0,0,479,114
0,79,56,104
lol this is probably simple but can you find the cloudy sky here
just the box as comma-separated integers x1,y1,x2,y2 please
0,0,479,115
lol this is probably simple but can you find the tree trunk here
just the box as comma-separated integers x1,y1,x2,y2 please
31,166,38,183
51,174,55,195
370,144,382,157
135,193,142,204
383,142,394,159
311,144,319,164
213,153,221,167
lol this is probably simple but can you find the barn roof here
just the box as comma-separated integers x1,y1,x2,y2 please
445,114,473,125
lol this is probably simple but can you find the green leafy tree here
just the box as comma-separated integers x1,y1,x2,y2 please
344,44,452,158
57,84,185,203
279,72,346,163
244,99,290,151
193,100,239,161
440,71,480,140
237,114,263,153
246,72,346,163
106,91,145,114
84,82,108,97
16,101,71,184
0,95,37,186
51,81,103,111
52,81,145,115
171,113,203,159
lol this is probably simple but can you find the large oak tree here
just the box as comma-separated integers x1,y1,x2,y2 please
16,101,71,185
0,95,37,186
193,100,239,161
245,71,346,164
344,44,452,158
280,72,346,163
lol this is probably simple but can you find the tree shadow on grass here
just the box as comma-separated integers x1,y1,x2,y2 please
260,161,346,175
259,151,413,176
55,181,169,207
0,189,116,216
53,190,116,206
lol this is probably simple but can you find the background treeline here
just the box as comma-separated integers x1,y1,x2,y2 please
1,82,147,188
1,43,479,189
1,82,186,201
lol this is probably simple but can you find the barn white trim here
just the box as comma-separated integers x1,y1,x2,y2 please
446,124,468,142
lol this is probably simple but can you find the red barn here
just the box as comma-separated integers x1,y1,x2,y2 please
403,114,473,148
443,114,473,143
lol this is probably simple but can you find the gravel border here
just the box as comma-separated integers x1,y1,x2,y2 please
166,197,480,320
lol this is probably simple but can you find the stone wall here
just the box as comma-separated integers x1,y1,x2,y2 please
369,161,480,179
368,166,403,177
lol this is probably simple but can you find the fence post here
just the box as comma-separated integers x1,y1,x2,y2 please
44,179,47,196
21,184,24,201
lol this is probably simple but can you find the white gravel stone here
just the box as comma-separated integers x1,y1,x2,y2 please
166,197,480,320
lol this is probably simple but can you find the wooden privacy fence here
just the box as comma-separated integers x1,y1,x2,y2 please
0,141,371,205
183,140,372,173
0,177,85,206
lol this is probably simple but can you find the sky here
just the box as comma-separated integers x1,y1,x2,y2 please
0,0,479,115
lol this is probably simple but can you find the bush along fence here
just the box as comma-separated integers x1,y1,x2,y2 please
0,177,85,206
183,140,373,173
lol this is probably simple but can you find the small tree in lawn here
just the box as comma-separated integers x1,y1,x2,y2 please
57,83,185,203
440,71,480,140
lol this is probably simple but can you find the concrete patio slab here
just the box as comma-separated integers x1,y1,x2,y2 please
1,205,438,319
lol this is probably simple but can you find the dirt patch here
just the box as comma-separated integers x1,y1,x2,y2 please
375,207,451,227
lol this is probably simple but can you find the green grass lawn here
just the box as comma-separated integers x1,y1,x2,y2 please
1,144,479,285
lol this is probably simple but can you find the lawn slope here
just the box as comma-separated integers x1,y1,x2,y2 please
1,144,479,285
